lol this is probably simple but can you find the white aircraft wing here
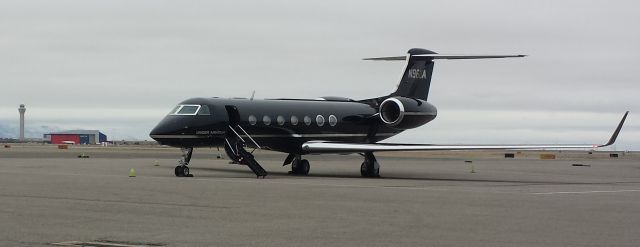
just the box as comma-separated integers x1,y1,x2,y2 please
302,112,628,153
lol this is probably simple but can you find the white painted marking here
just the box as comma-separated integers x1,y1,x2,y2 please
532,189,640,195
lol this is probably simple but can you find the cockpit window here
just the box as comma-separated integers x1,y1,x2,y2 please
171,105,201,115
197,105,211,115
169,105,181,115
177,105,200,115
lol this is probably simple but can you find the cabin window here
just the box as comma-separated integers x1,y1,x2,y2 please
329,115,337,126
172,105,201,115
263,116,271,125
197,105,211,115
316,115,325,126
277,115,285,126
304,116,312,126
291,116,299,125
248,115,257,125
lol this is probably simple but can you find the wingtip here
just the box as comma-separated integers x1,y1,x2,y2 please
600,111,629,147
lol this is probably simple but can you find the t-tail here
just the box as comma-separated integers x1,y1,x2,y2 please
364,48,526,101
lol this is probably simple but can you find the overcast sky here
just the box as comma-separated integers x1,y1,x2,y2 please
0,0,638,150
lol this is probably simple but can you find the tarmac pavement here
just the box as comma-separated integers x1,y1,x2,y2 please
1,145,639,246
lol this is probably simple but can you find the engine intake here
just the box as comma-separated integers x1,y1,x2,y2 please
379,97,437,129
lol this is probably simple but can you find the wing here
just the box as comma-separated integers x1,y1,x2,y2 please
302,111,628,153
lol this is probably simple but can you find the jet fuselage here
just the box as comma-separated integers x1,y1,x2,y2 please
150,97,438,154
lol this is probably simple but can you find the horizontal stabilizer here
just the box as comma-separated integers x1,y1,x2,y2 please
363,54,526,61
362,56,407,61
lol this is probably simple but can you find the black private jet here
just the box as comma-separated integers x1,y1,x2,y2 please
150,48,628,178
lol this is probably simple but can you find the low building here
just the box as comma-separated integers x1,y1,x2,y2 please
44,130,107,145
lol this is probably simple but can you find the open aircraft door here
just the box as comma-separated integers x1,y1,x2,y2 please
225,105,241,126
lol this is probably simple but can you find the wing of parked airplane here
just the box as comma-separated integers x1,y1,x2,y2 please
302,111,628,153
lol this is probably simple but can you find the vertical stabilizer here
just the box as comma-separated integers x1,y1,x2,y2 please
390,48,436,101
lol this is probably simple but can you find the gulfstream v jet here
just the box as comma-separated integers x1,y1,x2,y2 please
150,48,628,178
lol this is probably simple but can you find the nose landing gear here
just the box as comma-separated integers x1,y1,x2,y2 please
175,147,194,177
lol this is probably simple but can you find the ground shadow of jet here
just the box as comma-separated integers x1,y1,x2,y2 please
193,166,636,186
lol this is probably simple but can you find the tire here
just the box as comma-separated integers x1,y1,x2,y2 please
360,162,368,177
291,159,300,174
300,159,310,175
183,166,190,176
175,165,184,177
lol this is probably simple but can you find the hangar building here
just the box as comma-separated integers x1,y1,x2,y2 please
44,130,107,144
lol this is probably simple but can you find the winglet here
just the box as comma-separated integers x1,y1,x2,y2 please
600,111,629,147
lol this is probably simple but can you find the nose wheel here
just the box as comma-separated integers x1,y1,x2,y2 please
175,147,194,177
175,165,190,177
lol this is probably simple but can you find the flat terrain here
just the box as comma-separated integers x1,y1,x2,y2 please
1,145,639,246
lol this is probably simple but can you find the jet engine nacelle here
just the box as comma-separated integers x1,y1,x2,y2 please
379,97,437,129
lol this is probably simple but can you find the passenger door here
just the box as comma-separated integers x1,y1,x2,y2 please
225,105,241,126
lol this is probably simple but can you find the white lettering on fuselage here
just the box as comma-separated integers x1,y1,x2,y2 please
407,69,427,79
196,130,225,135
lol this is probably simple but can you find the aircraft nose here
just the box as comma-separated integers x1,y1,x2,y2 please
149,118,181,140
149,124,166,140
149,124,164,137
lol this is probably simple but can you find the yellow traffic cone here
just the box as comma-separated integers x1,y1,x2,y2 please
129,168,137,177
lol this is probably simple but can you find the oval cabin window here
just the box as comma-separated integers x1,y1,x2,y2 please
329,115,337,126
316,115,325,126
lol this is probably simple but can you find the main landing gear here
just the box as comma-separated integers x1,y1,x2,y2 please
360,152,380,178
283,152,379,177
175,147,194,177
284,154,310,175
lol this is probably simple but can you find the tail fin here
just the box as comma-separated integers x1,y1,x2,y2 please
364,48,526,101
391,48,436,101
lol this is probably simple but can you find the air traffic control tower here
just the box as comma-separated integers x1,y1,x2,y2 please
18,104,26,141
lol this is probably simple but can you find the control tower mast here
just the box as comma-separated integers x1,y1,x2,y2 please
18,104,26,141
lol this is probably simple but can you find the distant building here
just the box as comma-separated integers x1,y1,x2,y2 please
44,130,107,144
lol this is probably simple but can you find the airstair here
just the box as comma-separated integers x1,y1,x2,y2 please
227,125,267,178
